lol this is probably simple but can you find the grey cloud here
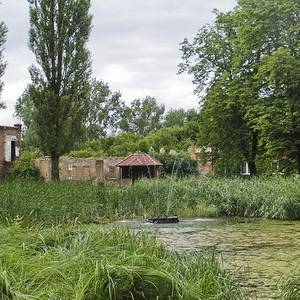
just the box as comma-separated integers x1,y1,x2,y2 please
0,0,236,125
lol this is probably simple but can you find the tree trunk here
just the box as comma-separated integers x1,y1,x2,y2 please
248,160,257,176
51,155,60,181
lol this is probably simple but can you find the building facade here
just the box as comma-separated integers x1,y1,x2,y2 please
0,124,21,178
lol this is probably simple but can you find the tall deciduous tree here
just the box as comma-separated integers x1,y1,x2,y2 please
0,2,7,109
86,79,124,139
119,96,165,135
28,0,92,180
180,9,259,174
254,48,300,173
15,85,39,148
180,0,300,175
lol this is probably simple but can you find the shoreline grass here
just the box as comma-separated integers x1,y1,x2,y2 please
0,224,246,299
0,176,300,225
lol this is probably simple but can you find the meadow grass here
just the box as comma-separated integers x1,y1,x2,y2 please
0,176,300,224
0,224,246,300
280,273,300,300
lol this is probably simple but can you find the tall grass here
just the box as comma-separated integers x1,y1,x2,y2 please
0,176,300,224
280,273,300,300
0,225,246,299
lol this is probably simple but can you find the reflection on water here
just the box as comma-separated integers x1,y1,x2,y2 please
116,218,300,299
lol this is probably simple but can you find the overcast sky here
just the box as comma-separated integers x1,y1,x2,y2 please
0,0,236,126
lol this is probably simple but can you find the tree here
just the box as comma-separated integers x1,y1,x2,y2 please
27,0,92,180
15,85,39,148
163,109,197,128
85,79,124,139
180,8,259,175
180,0,300,175
119,96,165,135
253,48,300,173
0,3,7,108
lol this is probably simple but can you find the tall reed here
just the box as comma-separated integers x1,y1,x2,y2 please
0,224,246,299
0,176,300,224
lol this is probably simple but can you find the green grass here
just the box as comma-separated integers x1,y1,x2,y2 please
280,273,300,300
0,176,300,224
0,224,246,300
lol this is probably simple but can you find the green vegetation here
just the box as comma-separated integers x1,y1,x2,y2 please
1,176,300,225
180,0,300,175
0,225,245,299
8,150,41,179
280,273,300,300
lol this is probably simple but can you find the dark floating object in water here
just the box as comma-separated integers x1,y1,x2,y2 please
147,216,179,224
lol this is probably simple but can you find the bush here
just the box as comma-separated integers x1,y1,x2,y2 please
8,150,41,180
159,154,198,177
68,149,100,158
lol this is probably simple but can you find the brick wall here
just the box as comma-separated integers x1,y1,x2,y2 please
0,125,21,178
35,157,104,183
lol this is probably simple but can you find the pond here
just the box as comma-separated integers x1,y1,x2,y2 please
116,218,300,299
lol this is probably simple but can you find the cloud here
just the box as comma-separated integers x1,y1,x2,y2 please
0,0,236,126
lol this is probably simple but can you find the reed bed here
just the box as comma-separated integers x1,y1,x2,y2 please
0,176,300,225
0,224,246,299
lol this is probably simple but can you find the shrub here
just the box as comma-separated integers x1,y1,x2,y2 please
159,154,198,177
8,150,41,180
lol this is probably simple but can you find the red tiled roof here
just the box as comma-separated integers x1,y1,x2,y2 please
116,152,162,167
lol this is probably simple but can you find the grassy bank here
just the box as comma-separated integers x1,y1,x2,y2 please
280,273,300,300
0,224,245,299
1,176,300,224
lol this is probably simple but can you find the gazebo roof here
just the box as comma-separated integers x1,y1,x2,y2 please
115,152,162,167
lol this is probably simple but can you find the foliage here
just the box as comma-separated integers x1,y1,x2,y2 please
163,108,198,128
119,96,165,135
180,0,300,175
27,0,92,180
0,5,7,108
159,154,198,177
252,48,300,173
280,273,300,300
8,150,41,180
85,78,124,139
1,177,300,225
138,126,193,153
0,225,244,299
15,85,40,148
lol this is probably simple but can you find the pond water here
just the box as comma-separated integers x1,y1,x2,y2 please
116,218,300,299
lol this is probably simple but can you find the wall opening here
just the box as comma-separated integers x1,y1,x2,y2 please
11,141,16,161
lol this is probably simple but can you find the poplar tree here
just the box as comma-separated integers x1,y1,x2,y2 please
28,0,92,180
0,2,7,109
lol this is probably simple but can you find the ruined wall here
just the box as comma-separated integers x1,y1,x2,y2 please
0,125,21,178
35,156,123,183
103,157,123,184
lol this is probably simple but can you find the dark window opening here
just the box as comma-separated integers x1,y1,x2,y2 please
122,167,132,179
11,141,16,161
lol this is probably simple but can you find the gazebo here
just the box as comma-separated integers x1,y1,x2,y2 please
115,152,162,186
